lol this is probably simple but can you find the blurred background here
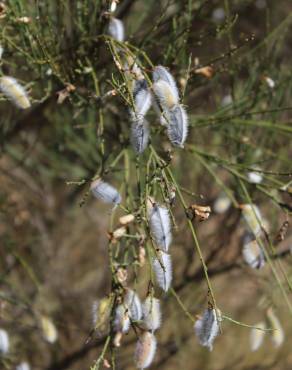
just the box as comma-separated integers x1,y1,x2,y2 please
0,0,291,369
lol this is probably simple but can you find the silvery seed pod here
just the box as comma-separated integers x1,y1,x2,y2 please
250,322,266,351
142,296,161,331
135,331,157,369
247,171,263,184
92,297,111,332
124,289,143,322
131,118,150,154
148,203,172,252
131,84,152,120
240,204,264,236
242,234,265,269
152,66,179,103
213,193,231,214
114,304,130,333
194,308,221,351
108,17,125,42
16,362,31,370
0,76,31,109
40,315,58,343
166,104,188,148
90,178,122,205
267,308,284,348
0,328,9,354
152,251,172,292
152,80,178,110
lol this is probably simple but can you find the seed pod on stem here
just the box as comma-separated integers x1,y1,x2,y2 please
108,17,125,42
152,80,178,110
152,251,172,292
114,304,130,333
90,178,122,205
266,308,284,348
148,202,172,252
124,289,143,322
166,104,188,148
135,331,157,369
142,296,161,331
131,118,150,154
250,322,266,351
242,234,265,269
152,66,179,103
194,308,221,351
0,76,31,109
0,328,9,354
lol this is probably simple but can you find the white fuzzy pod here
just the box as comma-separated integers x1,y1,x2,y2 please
131,118,150,154
241,204,263,236
90,178,122,205
194,309,221,351
250,322,266,351
242,235,265,269
149,203,172,251
0,76,31,109
142,297,161,331
166,104,188,148
267,308,284,348
0,45,3,59
40,315,58,343
0,328,9,354
16,362,31,370
131,84,152,120
152,66,179,103
124,289,143,322
135,331,157,369
213,193,231,214
152,251,172,292
152,80,178,110
114,304,130,333
108,17,125,42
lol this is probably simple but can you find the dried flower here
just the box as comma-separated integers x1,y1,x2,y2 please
116,267,128,284
142,296,161,331
40,315,58,343
16,16,31,24
152,66,179,103
267,308,284,348
152,251,172,292
90,178,122,205
188,204,211,221
119,214,135,225
165,104,188,148
110,226,127,242
242,234,265,269
108,17,125,42
135,331,157,369
131,118,150,154
250,322,266,351
0,328,9,354
194,308,221,351
195,66,214,79
0,76,31,109
148,203,172,252
263,76,275,89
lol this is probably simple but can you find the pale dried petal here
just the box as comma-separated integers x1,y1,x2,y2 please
119,214,135,225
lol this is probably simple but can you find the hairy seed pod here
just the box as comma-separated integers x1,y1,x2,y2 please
152,66,179,103
194,309,221,351
0,45,3,59
0,76,31,109
0,328,9,354
267,308,284,348
242,234,265,269
152,80,178,110
16,362,30,370
152,251,172,292
114,304,130,333
250,322,266,351
131,118,150,154
166,104,188,148
240,204,263,236
125,289,143,322
135,331,157,369
90,178,122,205
40,315,58,343
142,297,161,331
131,84,152,120
148,203,172,251
247,170,263,184
92,297,111,332
108,17,125,42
